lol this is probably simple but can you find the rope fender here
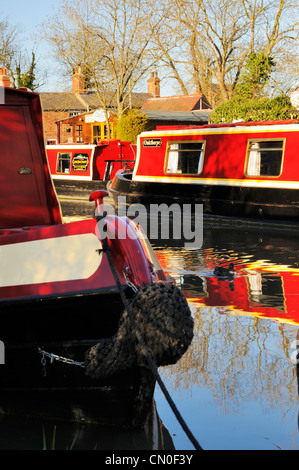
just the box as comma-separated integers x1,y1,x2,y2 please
85,282,194,380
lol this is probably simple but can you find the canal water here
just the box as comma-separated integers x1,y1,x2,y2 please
152,224,299,450
1,199,299,450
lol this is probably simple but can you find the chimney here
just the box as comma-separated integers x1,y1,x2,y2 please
0,68,10,88
147,71,160,98
72,66,85,94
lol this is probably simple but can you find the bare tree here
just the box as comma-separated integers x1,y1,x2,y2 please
41,0,167,121
190,0,250,101
41,1,115,133
40,1,95,84
152,0,250,103
241,0,299,94
240,0,269,52
0,18,23,87
86,0,168,117
152,0,298,103
40,0,298,106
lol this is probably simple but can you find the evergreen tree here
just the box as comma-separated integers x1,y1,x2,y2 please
210,52,298,123
235,52,276,100
116,110,148,143
16,52,38,90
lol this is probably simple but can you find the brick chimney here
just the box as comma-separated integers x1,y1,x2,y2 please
0,68,10,88
147,71,160,97
72,66,85,94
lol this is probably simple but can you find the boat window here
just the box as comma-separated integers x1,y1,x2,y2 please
166,141,205,175
56,152,71,173
247,273,285,312
246,140,284,177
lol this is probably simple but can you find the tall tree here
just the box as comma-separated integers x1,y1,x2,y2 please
41,0,167,118
0,18,44,90
235,52,276,99
0,18,23,88
152,0,298,103
16,52,39,90
153,0,251,103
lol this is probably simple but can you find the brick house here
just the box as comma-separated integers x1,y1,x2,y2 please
40,67,156,143
0,67,211,142
42,69,212,143
54,109,118,144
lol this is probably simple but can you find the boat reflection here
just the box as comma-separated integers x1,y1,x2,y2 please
182,263,299,327
155,232,299,328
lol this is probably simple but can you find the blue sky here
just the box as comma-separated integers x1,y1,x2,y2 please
1,0,65,91
2,0,61,26
1,0,169,94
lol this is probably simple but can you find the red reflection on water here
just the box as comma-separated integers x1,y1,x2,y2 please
156,251,299,326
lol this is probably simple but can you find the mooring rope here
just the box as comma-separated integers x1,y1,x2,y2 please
100,231,203,451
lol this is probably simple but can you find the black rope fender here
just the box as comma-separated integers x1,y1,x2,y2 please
85,228,203,451
85,282,194,378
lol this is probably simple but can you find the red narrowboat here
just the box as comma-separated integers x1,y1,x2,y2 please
108,120,299,224
0,87,192,429
46,140,136,199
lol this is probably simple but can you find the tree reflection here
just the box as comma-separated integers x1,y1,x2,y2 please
159,305,298,419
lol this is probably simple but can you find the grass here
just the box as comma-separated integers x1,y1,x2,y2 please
42,426,80,450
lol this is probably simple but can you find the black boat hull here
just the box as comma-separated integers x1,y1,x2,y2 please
0,291,155,429
108,172,299,226
53,179,107,200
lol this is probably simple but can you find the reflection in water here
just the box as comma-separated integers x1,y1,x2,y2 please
0,401,174,450
153,225,299,449
155,226,299,326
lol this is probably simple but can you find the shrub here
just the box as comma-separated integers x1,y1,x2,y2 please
116,110,148,143
209,94,298,123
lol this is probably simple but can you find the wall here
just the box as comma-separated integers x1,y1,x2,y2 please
43,111,69,143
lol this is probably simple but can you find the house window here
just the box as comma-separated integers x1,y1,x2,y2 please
69,111,80,117
103,124,109,139
92,125,101,143
56,152,71,173
92,123,114,142
76,124,83,143
246,140,284,177
165,141,205,174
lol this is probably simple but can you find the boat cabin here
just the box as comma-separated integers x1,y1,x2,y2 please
109,119,299,221
46,140,136,183
133,120,299,185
